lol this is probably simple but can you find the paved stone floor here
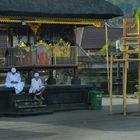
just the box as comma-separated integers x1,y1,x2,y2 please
0,98,140,140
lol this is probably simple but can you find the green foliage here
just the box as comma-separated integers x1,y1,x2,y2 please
107,0,139,14
96,42,111,56
135,7,140,21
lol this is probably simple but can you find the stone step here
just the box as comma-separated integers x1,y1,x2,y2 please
10,94,34,101
9,94,47,114
15,99,41,105
14,104,47,113
16,104,47,109
14,101,42,107
15,107,48,115
15,99,37,102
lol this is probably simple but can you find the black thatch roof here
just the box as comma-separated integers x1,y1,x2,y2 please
0,0,123,19
81,26,122,50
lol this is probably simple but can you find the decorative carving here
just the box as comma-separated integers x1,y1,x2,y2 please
28,23,41,35
54,38,70,57
36,38,70,57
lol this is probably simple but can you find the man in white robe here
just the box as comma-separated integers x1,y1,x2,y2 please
29,72,45,100
5,67,24,94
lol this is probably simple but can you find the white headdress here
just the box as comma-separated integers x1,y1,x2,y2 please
11,67,16,73
34,73,39,77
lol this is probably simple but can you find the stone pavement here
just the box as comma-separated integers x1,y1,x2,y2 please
0,98,140,140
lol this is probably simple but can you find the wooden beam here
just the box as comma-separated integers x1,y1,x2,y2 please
121,50,140,54
127,33,138,36
0,17,102,26
113,59,140,62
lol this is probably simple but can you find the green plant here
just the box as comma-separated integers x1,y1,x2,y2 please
135,7,140,22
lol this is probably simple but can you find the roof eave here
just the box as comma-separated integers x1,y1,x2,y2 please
0,11,123,19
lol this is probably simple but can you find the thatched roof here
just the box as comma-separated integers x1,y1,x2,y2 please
0,0,123,19
81,26,123,50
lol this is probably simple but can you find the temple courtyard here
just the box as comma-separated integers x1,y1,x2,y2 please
0,98,140,140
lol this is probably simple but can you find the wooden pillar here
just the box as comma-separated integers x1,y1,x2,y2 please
109,53,113,114
138,18,140,114
105,22,110,94
138,55,140,115
122,18,127,116
122,53,128,116
123,18,127,48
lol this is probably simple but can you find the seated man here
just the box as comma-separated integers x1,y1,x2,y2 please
5,67,25,94
29,72,45,101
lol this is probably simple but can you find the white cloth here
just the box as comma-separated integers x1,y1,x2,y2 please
29,78,45,94
5,72,24,94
